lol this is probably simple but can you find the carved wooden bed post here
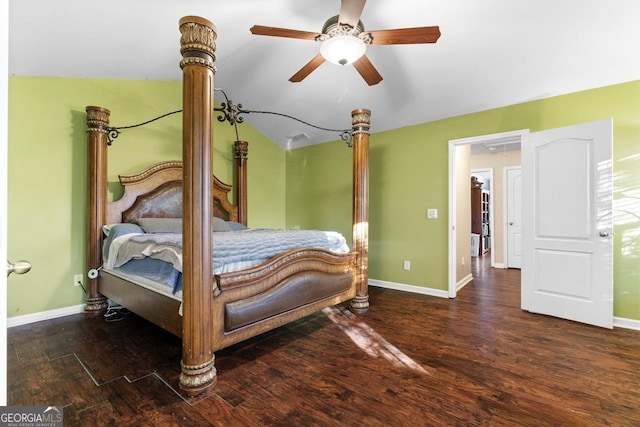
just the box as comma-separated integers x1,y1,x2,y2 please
233,140,248,225
178,15,217,396
350,108,370,313
85,106,110,312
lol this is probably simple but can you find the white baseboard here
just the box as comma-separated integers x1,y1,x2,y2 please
369,280,640,328
7,304,85,328
614,316,640,331
8,298,637,332
369,279,448,299
456,274,473,291
493,263,506,269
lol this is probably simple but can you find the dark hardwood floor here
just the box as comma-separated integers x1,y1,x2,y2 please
8,256,640,426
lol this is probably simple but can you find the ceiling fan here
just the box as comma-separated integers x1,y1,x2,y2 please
250,0,441,86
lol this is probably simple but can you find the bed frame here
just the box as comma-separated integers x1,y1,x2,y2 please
84,16,370,396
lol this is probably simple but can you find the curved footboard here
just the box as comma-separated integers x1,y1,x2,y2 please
224,270,353,331
212,248,357,350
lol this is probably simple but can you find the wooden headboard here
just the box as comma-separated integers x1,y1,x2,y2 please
106,161,238,225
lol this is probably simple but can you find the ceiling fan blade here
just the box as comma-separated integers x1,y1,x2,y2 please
250,25,321,41
364,26,441,45
352,55,382,86
339,0,366,28
289,54,326,83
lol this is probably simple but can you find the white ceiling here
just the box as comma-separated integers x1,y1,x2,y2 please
9,0,640,148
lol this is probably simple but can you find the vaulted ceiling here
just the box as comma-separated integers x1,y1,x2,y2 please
9,0,640,148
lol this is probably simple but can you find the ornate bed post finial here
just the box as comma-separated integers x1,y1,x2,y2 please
233,141,249,226
85,106,110,312
350,108,370,313
179,16,217,72
351,109,371,136
179,15,217,396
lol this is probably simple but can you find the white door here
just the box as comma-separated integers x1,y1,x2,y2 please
1,0,9,405
506,167,522,268
521,119,613,328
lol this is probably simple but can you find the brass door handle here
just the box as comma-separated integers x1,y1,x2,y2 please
7,259,31,277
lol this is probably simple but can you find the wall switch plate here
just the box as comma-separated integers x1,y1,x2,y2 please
427,209,438,219
74,274,83,287
403,260,411,271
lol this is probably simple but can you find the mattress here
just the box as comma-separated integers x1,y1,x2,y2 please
102,224,350,298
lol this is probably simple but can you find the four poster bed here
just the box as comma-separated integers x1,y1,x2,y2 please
84,16,370,396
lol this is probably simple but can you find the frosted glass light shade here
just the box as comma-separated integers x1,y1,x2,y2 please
320,35,366,65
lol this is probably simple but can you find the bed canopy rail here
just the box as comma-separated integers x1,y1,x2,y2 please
84,15,370,396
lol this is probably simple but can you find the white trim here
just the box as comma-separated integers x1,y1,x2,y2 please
447,142,457,298
613,317,640,331
7,304,86,328
448,129,529,299
493,263,506,269
449,129,528,146
456,274,473,291
369,279,449,299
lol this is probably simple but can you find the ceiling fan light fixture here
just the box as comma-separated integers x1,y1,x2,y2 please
320,35,366,65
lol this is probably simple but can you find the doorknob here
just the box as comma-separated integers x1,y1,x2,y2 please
7,259,31,277
509,222,514,226
599,230,610,238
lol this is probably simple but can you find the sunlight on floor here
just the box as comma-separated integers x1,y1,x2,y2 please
322,306,430,375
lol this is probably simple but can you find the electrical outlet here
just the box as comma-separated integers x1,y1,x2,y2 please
427,209,438,219
74,274,83,287
461,256,465,267
403,260,411,271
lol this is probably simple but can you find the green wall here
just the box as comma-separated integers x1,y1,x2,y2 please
286,142,353,235
286,80,640,321
8,76,640,321
7,76,284,317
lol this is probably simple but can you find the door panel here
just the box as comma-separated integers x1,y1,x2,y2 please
522,119,613,328
535,140,591,239
535,250,591,298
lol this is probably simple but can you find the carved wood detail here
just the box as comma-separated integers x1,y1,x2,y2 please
107,162,238,225
179,15,217,397
85,106,110,312
234,140,248,225
350,108,370,313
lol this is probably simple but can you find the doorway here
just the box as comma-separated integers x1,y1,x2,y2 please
470,168,493,266
448,120,614,329
447,129,528,298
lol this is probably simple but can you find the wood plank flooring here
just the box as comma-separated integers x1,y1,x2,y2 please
8,257,640,426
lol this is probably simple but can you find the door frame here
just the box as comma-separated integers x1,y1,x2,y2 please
448,129,529,298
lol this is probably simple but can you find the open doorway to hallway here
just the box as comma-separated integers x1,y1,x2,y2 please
470,169,493,272
471,250,497,284
447,130,527,298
